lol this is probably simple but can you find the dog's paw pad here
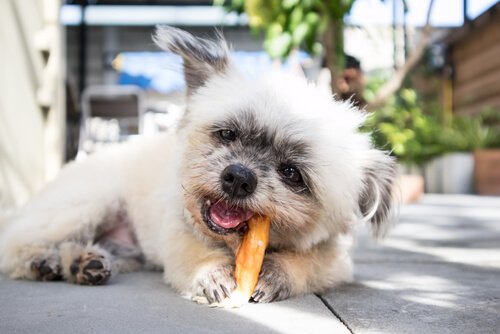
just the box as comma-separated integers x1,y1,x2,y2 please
71,252,111,285
30,256,62,281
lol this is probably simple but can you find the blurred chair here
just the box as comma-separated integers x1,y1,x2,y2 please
77,85,144,159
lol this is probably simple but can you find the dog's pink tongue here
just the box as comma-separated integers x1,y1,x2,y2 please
209,201,254,229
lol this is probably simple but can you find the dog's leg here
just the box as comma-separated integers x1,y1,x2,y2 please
14,239,143,285
3,241,65,281
59,242,113,285
3,241,114,285
251,239,353,303
0,191,123,283
161,225,236,304
25,245,63,281
97,239,145,273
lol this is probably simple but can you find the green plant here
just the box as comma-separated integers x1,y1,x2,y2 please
475,108,500,149
364,88,445,165
216,0,363,95
216,0,353,59
217,0,435,107
363,86,499,165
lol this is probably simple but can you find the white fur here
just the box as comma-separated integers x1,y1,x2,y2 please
185,70,374,246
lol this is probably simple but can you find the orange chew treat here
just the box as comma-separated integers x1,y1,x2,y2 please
234,215,271,302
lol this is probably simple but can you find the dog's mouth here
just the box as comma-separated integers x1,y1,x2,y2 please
202,199,254,235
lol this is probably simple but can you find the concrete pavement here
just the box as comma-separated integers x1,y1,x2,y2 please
326,195,500,334
1,195,499,333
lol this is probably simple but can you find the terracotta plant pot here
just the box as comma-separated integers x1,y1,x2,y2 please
474,149,500,195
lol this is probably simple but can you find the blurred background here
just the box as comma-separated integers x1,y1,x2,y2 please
0,0,499,209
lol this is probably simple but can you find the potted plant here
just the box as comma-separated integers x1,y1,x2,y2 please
473,110,500,195
363,88,441,202
364,87,492,197
425,116,480,194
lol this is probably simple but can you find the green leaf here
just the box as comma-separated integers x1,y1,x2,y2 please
245,0,275,27
265,32,292,59
292,22,310,46
276,13,287,26
302,0,318,9
312,41,323,55
266,22,283,39
282,0,299,10
288,6,304,31
305,11,320,27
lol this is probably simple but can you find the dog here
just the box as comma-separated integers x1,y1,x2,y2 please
0,27,396,305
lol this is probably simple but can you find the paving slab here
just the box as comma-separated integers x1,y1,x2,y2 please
2,195,498,334
0,271,349,334
323,195,500,334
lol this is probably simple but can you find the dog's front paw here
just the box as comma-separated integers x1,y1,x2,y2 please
251,257,292,303
192,264,236,305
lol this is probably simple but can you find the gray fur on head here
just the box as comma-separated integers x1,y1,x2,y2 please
153,26,230,95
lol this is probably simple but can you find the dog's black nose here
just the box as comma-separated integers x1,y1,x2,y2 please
221,164,257,198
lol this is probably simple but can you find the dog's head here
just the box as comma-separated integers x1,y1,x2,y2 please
154,27,397,250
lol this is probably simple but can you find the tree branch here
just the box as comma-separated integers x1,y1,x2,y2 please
366,0,435,111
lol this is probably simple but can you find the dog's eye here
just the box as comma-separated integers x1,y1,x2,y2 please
218,129,237,142
278,165,303,185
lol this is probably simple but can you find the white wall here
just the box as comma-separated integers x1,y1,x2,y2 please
0,0,65,209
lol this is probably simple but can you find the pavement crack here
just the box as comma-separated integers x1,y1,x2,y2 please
315,294,355,334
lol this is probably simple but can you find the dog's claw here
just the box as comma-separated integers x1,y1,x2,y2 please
193,264,237,305
250,257,291,303
213,289,222,303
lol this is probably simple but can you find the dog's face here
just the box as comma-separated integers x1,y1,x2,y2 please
154,27,396,251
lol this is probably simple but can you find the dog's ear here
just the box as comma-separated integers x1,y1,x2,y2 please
358,151,398,237
153,26,230,95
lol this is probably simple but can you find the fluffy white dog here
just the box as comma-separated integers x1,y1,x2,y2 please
0,27,396,304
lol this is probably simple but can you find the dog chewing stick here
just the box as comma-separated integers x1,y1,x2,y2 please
0,27,398,308
226,215,270,306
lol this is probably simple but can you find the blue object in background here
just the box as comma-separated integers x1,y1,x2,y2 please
116,51,309,94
